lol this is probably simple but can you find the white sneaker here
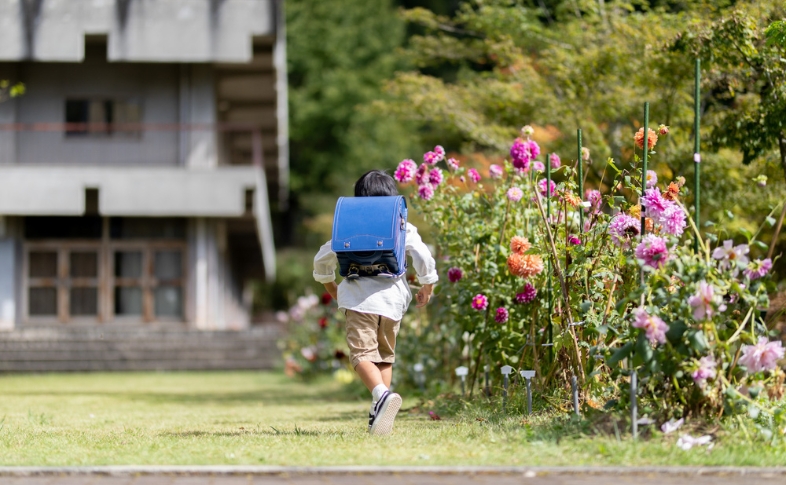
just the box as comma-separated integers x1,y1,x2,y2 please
368,391,402,436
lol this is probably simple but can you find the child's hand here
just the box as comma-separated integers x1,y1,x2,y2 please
415,284,434,308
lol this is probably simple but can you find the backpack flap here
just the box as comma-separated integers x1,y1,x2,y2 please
331,196,406,254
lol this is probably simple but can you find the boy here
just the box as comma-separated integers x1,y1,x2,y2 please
313,170,437,436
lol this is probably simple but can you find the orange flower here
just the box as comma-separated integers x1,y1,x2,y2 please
663,182,680,201
510,236,531,254
634,127,658,150
507,253,544,278
563,192,582,208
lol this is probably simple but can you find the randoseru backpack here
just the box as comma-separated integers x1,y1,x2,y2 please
331,196,408,279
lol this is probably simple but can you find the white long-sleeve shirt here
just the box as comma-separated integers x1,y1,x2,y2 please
313,222,438,321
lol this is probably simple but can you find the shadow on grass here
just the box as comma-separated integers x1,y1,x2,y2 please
163,426,339,438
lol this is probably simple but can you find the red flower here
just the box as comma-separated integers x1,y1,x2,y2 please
320,292,332,305
318,317,328,329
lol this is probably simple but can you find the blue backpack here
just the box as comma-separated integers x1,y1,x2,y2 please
331,196,408,279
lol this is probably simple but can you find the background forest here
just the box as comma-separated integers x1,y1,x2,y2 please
268,0,786,311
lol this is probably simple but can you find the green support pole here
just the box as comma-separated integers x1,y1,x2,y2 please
641,102,649,237
694,59,701,253
546,156,553,362
577,129,584,234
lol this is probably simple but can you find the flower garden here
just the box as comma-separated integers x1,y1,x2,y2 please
281,109,785,443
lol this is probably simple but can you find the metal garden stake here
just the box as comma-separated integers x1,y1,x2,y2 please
501,365,513,411
694,58,701,254
520,370,535,415
484,364,490,397
455,365,468,397
577,130,584,234
641,101,650,237
631,370,639,439
546,158,553,362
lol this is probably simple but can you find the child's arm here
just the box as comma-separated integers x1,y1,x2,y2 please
313,241,339,297
405,224,438,306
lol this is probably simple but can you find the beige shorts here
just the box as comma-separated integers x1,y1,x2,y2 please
345,310,401,368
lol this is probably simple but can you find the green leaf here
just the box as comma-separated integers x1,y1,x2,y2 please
607,342,634,367
753,240,768,250
635,332,654,363
765,216,776,227
686,329,709,353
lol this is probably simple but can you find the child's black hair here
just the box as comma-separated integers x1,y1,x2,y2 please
354,170,399,197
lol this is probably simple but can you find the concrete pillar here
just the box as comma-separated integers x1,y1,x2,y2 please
194,217,209,329
0,216,16,330
185,65,217,168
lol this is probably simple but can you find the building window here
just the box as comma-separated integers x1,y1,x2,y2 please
65,98,141,136
23,217,185,324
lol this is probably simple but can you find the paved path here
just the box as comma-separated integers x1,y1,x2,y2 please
1,468,785,485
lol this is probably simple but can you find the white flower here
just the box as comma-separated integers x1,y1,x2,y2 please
711,240,749,275
676,434,713,450
660,418,684,434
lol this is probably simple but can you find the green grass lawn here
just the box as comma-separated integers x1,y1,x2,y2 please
0,371,784,466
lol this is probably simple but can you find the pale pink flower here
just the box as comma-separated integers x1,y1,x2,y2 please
688,280,726,321
739,337,785,373
585,189,602,211
692,356,717,387
744,258,772,280
532,161,545,172
394,159,417,183
520,125,534,136
471,294,488,311
660,204,686,237
489,164,503,179
549,153,561,169
538,179,557,197
429,168,443,186
645,170,658,188
632,307,669,345
635,234,670,268
446,157,460,171
418,184,435,201
467,168,481,183
581,147,590,161
609,213,640,247
507,187,524,202
712,240,750,276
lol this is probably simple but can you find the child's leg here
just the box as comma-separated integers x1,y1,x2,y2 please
376,363,392,388
355,361,385,392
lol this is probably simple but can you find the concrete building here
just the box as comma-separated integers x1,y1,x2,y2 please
0,0,286,370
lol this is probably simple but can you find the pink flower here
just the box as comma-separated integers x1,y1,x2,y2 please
467,168,481,183
423,151,440,165
744,258,772,280
635,234,670,269
688,280,726,321
739,337,785,373
659,204,686,237
549,153,561,169
532,161,545,172
510,138,531,170
515,283,537,304
495,307,509,324
433,145,445,161
446,158,460,171
538,179,556,197
394,159,417,183
568,235,581,246
471,294,488,311
712,240,750,276
429,168,444,186
507,187,523,202
581,147,591,161
692,356,717,387
489,164,503,179
645,170,658,188
527,140,541,159
447,267,463,283
520,125,534,136
418,183,435,201
585,189,602,211
641,187,669,219
632,307,669,345
415,163,429,186
608,213,640,247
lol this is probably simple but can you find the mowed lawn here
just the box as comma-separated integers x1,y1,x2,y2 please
0,371,785,466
